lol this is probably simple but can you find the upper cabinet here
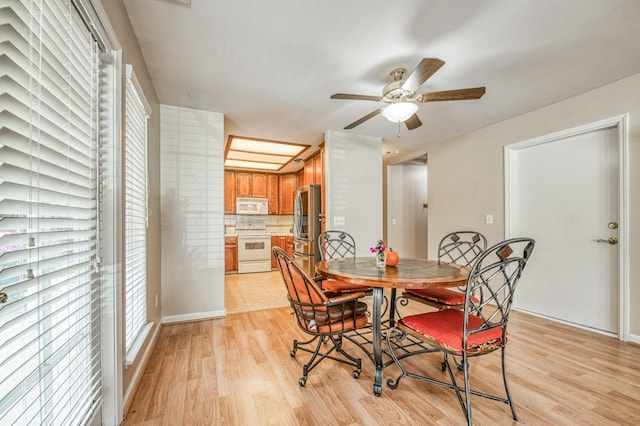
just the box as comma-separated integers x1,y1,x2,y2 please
236,172,252,197
224,170,236,214
236,172,268,197
279,174,297,215
299,148,326,230
225,170,298,215
251,173,268,197
267,174,279,215
313,151,323,185
304,158,314,186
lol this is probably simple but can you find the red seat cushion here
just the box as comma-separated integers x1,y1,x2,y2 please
321,279,371,293
405,288,478,306
399,309,505,354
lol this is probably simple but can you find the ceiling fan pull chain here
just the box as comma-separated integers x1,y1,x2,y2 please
397,121,402,138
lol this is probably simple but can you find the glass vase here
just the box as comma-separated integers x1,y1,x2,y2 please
376,252,386,268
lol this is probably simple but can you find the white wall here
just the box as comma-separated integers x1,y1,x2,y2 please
325,130,383,256
426,72,640,340
160,105,225,322
386,163,428,259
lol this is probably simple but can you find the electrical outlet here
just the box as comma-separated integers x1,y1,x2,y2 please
485,214,493,225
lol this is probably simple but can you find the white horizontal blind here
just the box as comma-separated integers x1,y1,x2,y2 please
124,66,149,356
0,0,103,424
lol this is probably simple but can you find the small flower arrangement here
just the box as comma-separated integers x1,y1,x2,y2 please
370,239,386,256
370,239,386,267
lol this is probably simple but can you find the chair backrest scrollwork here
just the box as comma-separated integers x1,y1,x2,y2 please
318,230,356,260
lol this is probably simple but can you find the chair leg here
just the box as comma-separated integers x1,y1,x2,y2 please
442,352,471,424
299,335,327,387
290,335,321,357
502,346,518,421
295,333,362,387
462,352,473,425
442,355,465,372
331,335,362,379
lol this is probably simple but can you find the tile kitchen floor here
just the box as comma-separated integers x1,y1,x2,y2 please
225,271,289,313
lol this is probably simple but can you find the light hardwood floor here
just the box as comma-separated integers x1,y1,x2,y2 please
124,274,640,425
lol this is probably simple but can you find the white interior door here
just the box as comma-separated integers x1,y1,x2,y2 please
507,123,621,335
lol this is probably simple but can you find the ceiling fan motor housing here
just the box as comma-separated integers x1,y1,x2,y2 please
382,81,414,103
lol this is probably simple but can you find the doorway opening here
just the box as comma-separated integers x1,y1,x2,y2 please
386,154,428,259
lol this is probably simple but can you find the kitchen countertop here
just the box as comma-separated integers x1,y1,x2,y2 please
225,233,293,237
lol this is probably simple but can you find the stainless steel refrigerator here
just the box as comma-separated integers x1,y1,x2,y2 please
293,184,321,278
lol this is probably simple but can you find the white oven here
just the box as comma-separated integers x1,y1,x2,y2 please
237,234,271,273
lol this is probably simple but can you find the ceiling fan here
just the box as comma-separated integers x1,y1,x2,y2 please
331,58,485,131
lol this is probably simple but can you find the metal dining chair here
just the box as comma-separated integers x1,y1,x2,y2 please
317,230,373,295
387,237,535,425
403,231,487,310
401,231,487,371
273,246,369,387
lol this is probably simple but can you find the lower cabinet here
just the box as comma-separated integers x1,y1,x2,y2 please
285,236,294,258
225,237,237,273
271,235,294,269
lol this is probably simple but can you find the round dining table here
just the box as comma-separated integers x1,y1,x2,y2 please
315,256,469,396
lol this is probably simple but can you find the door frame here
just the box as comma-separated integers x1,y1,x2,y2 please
504,114,630,341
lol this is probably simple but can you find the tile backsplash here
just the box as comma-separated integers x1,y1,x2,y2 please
225,214,293,235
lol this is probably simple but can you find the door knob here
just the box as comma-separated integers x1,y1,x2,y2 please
596,237,618,245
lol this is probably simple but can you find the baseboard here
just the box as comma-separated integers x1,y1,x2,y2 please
162,309,226,324
514,308,619,338
628,333,640,345
122,320,163,414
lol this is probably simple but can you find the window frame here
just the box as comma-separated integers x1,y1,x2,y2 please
123,64,152,366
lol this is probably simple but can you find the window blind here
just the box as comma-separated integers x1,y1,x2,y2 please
0,0,103,424
124,65,150,360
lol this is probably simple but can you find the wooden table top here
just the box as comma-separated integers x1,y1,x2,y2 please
315,257,469,290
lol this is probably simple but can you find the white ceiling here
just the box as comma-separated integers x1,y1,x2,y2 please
123,0,640,173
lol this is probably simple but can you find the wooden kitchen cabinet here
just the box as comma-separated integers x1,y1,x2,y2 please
271,235,294,268
225,237,237,272
304,158,314,187
236,172,252,197
296,168,305,187
279,173,297,215
224,170,298,215
235,172,268,198
313,151,322,185
271,236,284,268
251,173,268,197
267,174,279,214
224,170,236,213
285,236,294,258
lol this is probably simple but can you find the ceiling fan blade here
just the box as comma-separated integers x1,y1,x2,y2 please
416,87,486,102
344,109,382,129
404,113,422,130
402,58,445,92
331,93,382,102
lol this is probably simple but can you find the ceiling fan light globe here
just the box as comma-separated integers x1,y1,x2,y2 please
381,102,418,123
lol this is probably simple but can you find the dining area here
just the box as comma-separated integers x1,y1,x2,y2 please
123,227,640,424
268,229,540,424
